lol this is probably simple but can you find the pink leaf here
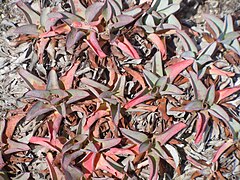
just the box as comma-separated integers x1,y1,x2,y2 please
186,155,205,169
83,110,109,131
212,140,233,163
85,32,107,58
148,33,167,60
106,147,135,155
60,61,80,89
82,152,96,178
166,59,194,82
195,112,209,144
113,36,140,59
155,122,187,145
29,136,60,152
215,86,240,103
5,114,25,139
124,94,154,109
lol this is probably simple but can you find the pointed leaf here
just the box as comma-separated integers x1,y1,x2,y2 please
165,59,194,82
139,140,151,153
18,68,46,90
16,1,40,24
85,2,105,22
5,139,30,154
46,153,57,180
148,33,167,60
184,100,203,112
212,140,233,163
69,0,86,19
95,138,121,151
14,24,38,35
66,28,85,49
66,89,90,104
176,31,198,53
148,155,159,180
60,61,80,89
209,104,230,123
111,15,135,29
165,144,180,169
188,71,207,100
215,86,240,103
204,84,215,106
85,32,107,58
47,69,60,90
26,102,54,121
120,128,148,144
83,110,109,131
143,69,159,88
124,94,154,109
81,77,109,91
155,122,187,145
195,112,209,144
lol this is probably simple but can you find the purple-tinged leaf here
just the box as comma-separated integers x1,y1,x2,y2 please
85,32,107,58
29,136,60,152
204,84,215,106
47,69,60,90
14,24,38,35
155,122,187,145
25,90,50,102
212,140,233,163
120,128,148,145
66,89,90,104
66,28,85,49
195,112,209,144
160,84,184,95
85,2,105,22
45,12,63,31
95,138,121,151
18,68,46,90
209,104,230,123
81,77,109,92
148,155,159,180
165,59,194,82
215,86,240,103
139,140,151,153
184,100,203,112
186,155,205,169
69,0,86,19
83,110,109,131
4,139,30,154
60,61,80,90
176,31,198,53
16,0,40,24
124,94,154,109
26,102,54,121
188,71,207,100
102,1,113,22
111,15,135,29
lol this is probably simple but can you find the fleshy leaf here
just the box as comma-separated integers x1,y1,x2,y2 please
81,77,109,92
143,69,159,88
85,32,107,58
18,68,46,90
16,1,40,24
176,31,198,53
120,128,148,145
195,112,209,144
69,0,86,19
188,71,207,100
113,36,140,59
165,59,194,82
209,104,230,123
148,33,167,60
85,2,105,22
212,140,233,163
14,24,38,35
66,28,85,49
124,94,154,109
148,155,159,180
204,84,215,106
95,138,121,151
66,89,90,104
184,100,203,112
26,102,54,121
215,86,240,103
5,139,30,154
155,122,187,145
60,61,80,90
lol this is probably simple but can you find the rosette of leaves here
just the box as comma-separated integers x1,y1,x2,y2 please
137,0,180,33
174,70,240,144
202,14,240,55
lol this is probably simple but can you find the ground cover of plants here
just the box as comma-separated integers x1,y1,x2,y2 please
0,0,240,179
